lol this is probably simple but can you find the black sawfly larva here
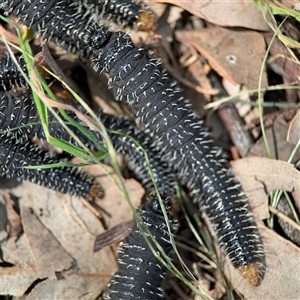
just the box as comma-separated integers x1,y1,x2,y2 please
0,86,105,201
89,30,265,286
0,132,104,201
103,194,177,299
73,0,157,31
100,113,175,196
0,0,107,59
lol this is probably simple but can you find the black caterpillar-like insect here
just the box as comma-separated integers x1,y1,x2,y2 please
0,132,104,200
73,0,156,31
101,114,175,196
89,31,264,286
0,0,107,59
0,87,175,196
0,54,28,91
103,194,177,299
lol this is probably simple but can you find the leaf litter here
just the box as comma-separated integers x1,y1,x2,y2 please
0,165,143,298
1,0,300,299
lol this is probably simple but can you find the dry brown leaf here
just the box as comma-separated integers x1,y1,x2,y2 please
21,206,74,279
0,267,38,297
184,59,214,106
154,0,270,31
94,219,135,252
81,163,144,228
231,156,300,219
228,157,300,297
2,234,36,268
16,185,114,273
249,118,300,163
225,222,300,299
25,272,107,300
287,110,300,146
3,192,22,237
176,28,268,89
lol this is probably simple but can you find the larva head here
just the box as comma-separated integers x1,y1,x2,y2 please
237,262,263,286
150,195,171,215
88,183,105,201
84,26,108,50
140,194,178,233
90,31,134,74
91,31,108,48
136,11,157,32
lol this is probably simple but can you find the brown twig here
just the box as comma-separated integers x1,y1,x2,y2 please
209,72,255,157
269,205,300,232
94,219,135,252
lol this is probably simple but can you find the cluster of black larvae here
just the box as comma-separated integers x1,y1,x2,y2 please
0,56,175,299
0,67,176,298
1,0,264,291
0,57,174,195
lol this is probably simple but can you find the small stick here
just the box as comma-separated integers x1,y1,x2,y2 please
269,205,300,232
